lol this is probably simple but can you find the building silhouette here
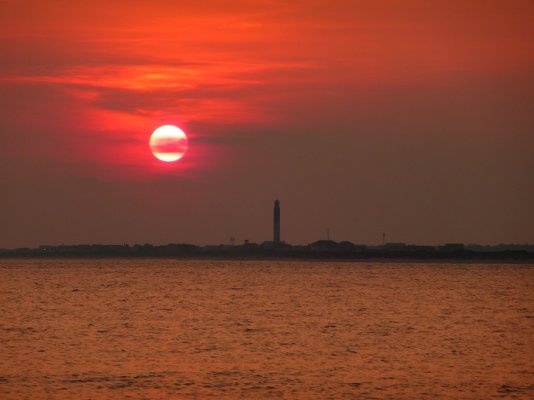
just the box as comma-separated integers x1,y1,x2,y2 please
274,199,280,244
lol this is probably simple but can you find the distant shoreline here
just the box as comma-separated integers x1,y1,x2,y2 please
1,254,533,264
1,258,533,265
2,241,533,262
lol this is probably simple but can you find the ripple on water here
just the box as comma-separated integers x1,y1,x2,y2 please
0,260,533,399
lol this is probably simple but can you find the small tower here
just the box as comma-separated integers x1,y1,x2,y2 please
273,199,280,244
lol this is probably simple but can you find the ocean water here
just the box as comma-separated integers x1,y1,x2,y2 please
0,259,532,399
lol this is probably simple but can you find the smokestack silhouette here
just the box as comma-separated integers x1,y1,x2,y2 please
273,199,280,244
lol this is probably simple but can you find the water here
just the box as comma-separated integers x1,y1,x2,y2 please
0,259,532,399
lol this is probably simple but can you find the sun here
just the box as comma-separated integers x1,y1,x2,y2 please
149,125,188,162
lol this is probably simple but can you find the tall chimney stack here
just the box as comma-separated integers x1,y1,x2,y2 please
273,199,280,244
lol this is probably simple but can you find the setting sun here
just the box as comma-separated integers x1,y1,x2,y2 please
149,125,188,162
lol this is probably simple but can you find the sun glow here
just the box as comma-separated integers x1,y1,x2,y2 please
149,125,188,162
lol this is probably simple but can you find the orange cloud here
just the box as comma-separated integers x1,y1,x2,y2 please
1,0,532,179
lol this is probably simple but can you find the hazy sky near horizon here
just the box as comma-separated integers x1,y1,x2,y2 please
1,0,533,248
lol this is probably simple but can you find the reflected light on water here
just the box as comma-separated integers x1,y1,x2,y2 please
0,260,533,399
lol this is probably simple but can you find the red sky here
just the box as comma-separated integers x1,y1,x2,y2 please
1,0,533,247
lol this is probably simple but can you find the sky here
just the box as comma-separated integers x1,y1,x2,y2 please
1,0,533,248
